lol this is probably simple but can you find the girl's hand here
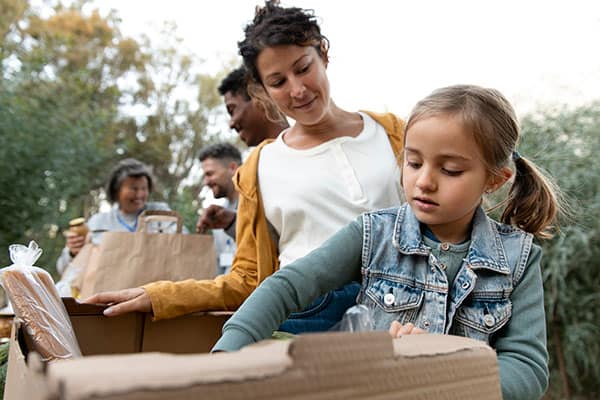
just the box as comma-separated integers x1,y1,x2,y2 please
388,321,426,338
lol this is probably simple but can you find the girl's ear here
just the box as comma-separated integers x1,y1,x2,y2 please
486,167,513,194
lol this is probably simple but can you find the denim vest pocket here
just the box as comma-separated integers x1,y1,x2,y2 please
364,278,424,327
452,298,512,343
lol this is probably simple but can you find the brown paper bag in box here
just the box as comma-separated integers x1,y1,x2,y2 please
79,211,216,298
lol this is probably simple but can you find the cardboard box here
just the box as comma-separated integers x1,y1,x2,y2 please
61,299,231,355
4,298,232,399
5,299,502,400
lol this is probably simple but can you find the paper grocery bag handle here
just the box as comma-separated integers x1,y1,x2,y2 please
137,210,183,233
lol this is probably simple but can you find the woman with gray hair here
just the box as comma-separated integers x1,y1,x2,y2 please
56,158,172,275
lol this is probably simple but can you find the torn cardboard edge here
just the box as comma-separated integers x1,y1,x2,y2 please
5,300,502,400
392,331,495,357
44,332,499,400
47,340,293,392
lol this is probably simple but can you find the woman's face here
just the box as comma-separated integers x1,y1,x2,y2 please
256,44,330,126
117,176,149,214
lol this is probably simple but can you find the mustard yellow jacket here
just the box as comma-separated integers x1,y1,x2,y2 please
143,111,405,320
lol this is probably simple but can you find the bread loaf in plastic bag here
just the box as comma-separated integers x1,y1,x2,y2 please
0,241,81,361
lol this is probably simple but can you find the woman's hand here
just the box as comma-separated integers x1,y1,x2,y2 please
82,288,152,316
64,231,86,257
388,321,426,338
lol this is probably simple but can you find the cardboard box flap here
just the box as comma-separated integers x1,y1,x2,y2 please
5,321,54,400
393,332,496,357
290,331,393,365
28,332,500,400
47,340,292,400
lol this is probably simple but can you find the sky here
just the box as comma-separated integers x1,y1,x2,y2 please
92,0,600,120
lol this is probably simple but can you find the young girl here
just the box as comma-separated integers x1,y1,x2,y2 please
213,85,559,400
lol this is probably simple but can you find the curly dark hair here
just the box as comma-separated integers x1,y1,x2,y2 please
198,143,242,165
106,158,154,204
218,66,250,100
238,0,328,85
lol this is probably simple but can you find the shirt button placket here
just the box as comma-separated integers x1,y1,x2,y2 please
333,143,364,201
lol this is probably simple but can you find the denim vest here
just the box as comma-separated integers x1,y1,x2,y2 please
357,204,533,345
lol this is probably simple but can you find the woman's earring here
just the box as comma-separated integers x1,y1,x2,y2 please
485,188,493,194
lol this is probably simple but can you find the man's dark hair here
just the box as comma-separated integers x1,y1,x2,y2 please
198,143,242,165
218,67,250,100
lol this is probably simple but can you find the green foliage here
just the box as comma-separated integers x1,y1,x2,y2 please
0,0,138,270
0,67,115,271
0,0,228,274
169,186,201,234
518,103,600,399
112,22,226,207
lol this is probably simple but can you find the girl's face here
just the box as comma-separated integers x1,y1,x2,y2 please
117,176,149,214
256,44,330,126
402,114,507,243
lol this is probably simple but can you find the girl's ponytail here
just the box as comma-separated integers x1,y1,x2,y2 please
501,154,561,239
406,85,567,239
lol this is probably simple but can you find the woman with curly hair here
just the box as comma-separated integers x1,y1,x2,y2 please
86,1,405,334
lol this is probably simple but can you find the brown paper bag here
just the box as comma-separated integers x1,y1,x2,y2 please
79,211,216,298
55,243,99,298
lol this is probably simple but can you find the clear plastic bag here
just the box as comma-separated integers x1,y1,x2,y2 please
330,304,376,332
0,241,81,361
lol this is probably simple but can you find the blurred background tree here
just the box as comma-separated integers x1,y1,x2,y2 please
0,0,230,271
517,104,600,399
486,102,600,399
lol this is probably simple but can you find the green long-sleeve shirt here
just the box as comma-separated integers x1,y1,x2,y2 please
213,217,548,400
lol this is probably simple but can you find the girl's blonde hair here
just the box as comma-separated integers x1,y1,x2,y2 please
405,84,563,238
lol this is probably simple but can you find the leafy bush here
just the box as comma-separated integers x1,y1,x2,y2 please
518,103,600,399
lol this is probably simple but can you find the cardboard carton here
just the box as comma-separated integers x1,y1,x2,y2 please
5,299,502,400
4,298,232,399
61,299,231,355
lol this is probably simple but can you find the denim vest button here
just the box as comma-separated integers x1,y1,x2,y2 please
441,242,450,251
384,293,395,306
440,263,447,270
461,281,470,289
483,314,495,327
423,320,430,328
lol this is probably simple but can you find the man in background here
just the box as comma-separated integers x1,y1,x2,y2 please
220,66,288,147
197,143,242,275
196,66,288,236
